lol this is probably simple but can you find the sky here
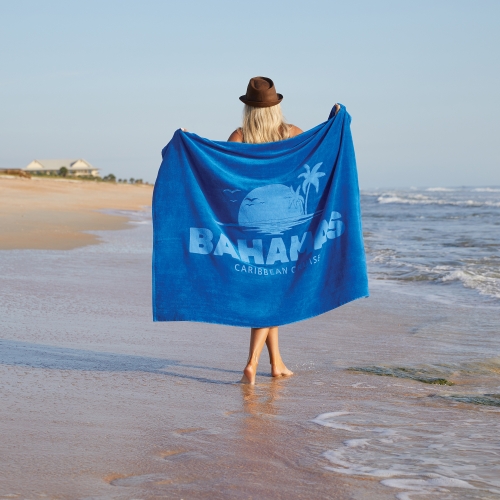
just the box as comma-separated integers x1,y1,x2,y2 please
1,0,498,188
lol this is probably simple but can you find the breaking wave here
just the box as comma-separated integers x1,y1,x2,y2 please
440,268,500,299
368,257,500,300
376,193,500,208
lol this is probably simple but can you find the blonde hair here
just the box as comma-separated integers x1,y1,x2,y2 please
241,104,291,144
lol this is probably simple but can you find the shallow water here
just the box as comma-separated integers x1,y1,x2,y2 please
1,197,499,499
313,404,500,499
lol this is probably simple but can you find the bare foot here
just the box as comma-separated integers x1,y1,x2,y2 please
271,361,294,378
240,363,257,385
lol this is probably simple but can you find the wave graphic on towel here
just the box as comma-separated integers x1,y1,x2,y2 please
217,211,323,236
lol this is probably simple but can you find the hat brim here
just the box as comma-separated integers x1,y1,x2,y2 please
239,94,283,108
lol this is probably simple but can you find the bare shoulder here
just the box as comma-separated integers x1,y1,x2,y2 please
227,128,243,142
289,124,304,137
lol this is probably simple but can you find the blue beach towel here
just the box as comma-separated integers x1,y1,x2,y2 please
153,105,368,327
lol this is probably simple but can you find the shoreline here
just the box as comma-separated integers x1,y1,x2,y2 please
0,175,153,250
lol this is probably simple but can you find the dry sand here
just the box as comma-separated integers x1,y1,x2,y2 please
0,175,153,250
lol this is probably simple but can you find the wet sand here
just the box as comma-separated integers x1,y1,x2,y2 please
1,217,499,499
0,175,153,249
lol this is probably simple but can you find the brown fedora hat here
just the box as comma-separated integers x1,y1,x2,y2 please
239,76,283,108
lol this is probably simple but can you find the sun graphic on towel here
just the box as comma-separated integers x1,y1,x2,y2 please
218,162,325,235
238,184,304,226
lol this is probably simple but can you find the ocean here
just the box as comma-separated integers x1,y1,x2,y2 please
1,187,499,499
363,187,500,304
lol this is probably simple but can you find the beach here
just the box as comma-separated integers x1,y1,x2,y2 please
0,175,153,250
1,182,500,499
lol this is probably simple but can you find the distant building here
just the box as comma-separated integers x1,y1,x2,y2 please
24,159,100,177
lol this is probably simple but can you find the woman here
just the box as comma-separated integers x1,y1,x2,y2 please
227,76,317,385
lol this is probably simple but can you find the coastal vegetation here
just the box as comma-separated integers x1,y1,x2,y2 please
117,177,146,185
0,168,150,185
0,169,31,178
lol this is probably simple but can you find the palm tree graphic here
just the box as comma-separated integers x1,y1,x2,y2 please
288,185,305,212
298,163,325,215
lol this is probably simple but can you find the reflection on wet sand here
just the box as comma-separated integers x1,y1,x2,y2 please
94,377,354,499
238,380,285,456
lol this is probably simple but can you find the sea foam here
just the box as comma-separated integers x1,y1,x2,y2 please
312,409,500,499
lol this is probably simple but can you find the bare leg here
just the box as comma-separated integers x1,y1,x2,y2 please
240,327,269,385
266,327,294,378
